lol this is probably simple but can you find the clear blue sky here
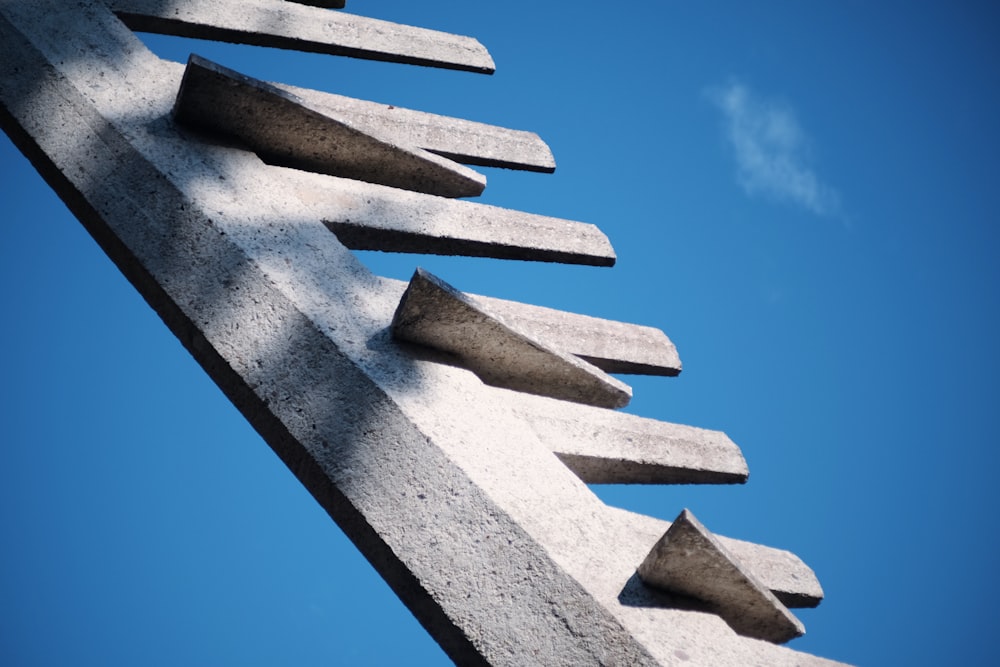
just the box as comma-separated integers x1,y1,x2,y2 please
2,1,998,665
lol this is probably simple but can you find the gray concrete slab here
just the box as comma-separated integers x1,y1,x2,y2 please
638,509,805,643
391,268,632,408
615,506,824,608
0,2,847,664
108,0,495,73
174,54,485,198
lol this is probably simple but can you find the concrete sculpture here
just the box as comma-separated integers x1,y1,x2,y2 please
0,1,849,664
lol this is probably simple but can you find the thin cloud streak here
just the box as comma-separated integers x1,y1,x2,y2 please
709,82,841,217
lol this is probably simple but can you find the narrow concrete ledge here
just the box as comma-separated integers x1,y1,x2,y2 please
638,509,805,644
392,269,632,408
609,507,824,608
277,81,556,172
500,390,746,484
265,166,614,264
109,0,496,73
174,55,486,198
475,296,681,376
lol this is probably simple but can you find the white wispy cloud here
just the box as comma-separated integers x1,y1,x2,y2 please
709,81,841,217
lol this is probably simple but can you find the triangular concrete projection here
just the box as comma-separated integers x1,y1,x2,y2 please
173,54,486,198
391,269,632,408
637,509,805,644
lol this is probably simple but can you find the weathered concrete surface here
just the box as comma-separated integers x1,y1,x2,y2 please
278,80,556,173
477,295,681,376
392,268,632,408
163,64,604,265
615,506,824,608
108,0,496,73
0,2,847,664
385,279,678,376
502,391,746,484
174,55,485,198
319,185,615,264
638,509,805,644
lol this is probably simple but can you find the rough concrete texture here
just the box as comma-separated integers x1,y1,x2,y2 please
475,294,681,376
616,506,824,608
108,0,496,73
0,2,847,664
501,391,747,484
392,268,633,408
162,64,602,265
638,509,805,644
174,54,485,198
278,80,556,172
385,279,676,375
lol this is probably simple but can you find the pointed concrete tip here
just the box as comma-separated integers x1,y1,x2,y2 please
637,508,805,644
173,54,485,198
392,268,632,408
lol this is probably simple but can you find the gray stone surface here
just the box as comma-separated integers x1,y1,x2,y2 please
476,295,681,376
385,279,678,376
278,79,556,172
504,392,747,484
392,268,632,408
615,506,824,608
638,509,805,643
108,0,496,73
174,54,485,198
0,1,848,664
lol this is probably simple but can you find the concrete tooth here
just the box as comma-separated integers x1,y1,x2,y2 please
391,268,632,408
638,509,805,644
173,54,486,198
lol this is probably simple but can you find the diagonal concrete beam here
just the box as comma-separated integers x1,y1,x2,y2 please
173,54,485,198
392,268,633,408
108,0,496,73
0,2,844,664
638,509,805,644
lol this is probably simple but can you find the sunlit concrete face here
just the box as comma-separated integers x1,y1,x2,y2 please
0,1,849,664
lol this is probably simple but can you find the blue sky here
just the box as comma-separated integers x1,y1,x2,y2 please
2,1,999,665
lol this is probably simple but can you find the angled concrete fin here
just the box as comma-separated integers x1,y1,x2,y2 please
637,509,805,643
616,507,824,609
498,391,746,484
391,269,633,408
108,0,496,73
275,79,556,173
173,54,486,198
473,295,681,376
